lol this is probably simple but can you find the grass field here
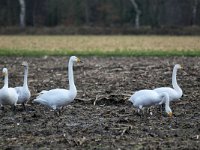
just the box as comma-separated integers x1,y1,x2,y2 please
0,35,200,56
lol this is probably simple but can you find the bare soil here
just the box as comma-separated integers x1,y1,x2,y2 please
0,56,199,149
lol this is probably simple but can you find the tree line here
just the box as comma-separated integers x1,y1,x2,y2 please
0,0,200,29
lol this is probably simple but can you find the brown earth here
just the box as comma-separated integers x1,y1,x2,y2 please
0,56,199,149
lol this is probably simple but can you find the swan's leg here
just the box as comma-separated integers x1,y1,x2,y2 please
146,107,152,116
54,108,62,116
143,107,149,118
148,107,153,116
59,106,64,115
135,108,141,117
11,105,16,115
58,109,62,116
54,109,59,116
137,106,144,118
22,103,27,111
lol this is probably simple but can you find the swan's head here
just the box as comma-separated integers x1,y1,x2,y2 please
175,64,182,69
70,56,81,63
168,111,172,117
2,68,8,76
22,61,28,67
166,108,173,117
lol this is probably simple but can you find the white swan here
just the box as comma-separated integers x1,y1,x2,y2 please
154,64,183,102
33,56,81,111
129,89,172,117
15,61,31,110
0,68,18,111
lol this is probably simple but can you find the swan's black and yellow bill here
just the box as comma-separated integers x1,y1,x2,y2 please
77,57,82,63
168,112,173,117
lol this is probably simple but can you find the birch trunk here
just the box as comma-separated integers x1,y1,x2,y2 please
19,0,26,28
130,0,141,29
192,0,198,25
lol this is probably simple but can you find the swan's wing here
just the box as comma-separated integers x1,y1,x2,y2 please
15,86,31,103
0,88,18,105
130,90,159,107
15,86,23,95
40,90,48,94
8,88,19,105
154,87,178,101
154,87,173,93
34,89,74,109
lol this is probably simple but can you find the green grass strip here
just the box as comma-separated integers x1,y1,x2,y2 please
0,48,200,57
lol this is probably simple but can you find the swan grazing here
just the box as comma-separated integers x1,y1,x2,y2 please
129,90,172,117
154,64,183,102
33,56,81,112
0,68,18,111
15,61,31,110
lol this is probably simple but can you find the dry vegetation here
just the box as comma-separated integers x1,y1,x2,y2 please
0,35,200,52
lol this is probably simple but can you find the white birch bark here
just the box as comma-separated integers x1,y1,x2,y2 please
130,0,141,29
192,0,198,25
19,0,26,28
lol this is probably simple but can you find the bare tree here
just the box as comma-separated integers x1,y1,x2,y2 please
19,0,26,28
130,0,141,29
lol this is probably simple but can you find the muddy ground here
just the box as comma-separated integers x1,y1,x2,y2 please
0,56,199,149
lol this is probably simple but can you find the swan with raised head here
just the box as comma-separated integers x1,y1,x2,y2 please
154,64,183,102
0,68,18,111
15,61,31,110
33,56,81,111
129,89,172,117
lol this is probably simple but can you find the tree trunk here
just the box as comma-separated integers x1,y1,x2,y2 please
130,0,141,29
19,0,26,28
84,0,90,25
192,0,198,25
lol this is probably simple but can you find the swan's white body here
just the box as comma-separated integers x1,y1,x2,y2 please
154,64,182,102
33,56,80,110
15,62,31,106
34,89,76,110
0,68,18,107
129,89,172,116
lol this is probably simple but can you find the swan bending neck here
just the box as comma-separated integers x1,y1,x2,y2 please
160,93,170,112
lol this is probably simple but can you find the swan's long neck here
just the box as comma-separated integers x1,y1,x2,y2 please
23,66,28,88
159,93,171,113
68,59,76,92
164,94,170,112
4,72,8,89
172,67,182,97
